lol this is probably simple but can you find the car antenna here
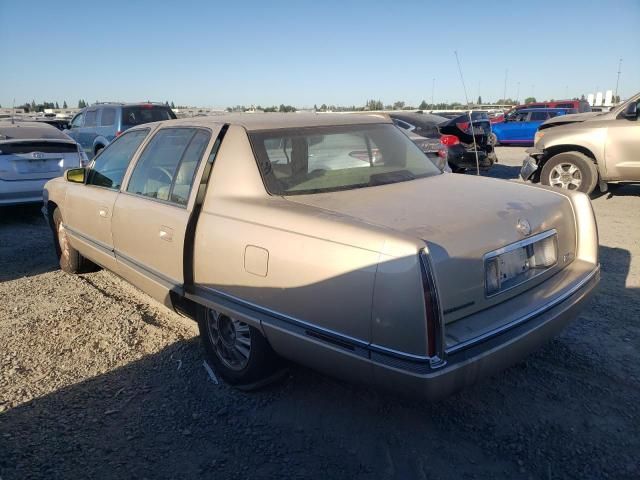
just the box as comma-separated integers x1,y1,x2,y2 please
454,51,480,175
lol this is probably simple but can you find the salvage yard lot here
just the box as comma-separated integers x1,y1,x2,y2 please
1,147,639,479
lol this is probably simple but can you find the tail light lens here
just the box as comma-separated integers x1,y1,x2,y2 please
440,134,460,146
115,130,123,137
420,250,443,359
456,121,470,131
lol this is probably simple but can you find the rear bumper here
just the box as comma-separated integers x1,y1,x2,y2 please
372,264,599,399
0,178,47,205
449,146,496,171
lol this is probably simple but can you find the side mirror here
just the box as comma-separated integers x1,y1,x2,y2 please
65,167,86,184
623,102,638,120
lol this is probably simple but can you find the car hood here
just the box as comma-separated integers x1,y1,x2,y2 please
541,112,601,127
286,174,576,321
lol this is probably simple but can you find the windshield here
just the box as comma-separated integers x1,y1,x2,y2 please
249,123,441,195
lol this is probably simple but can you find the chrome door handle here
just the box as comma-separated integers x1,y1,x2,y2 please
159,226,173,242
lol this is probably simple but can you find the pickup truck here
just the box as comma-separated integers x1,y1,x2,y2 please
43,113,599,398
521,92,640,194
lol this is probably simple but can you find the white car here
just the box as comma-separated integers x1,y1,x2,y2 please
0,121,86,206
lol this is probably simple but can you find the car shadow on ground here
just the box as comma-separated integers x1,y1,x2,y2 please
1,245,638,479
0,205,58,281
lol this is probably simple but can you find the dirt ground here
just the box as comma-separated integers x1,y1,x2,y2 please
1,147,639,480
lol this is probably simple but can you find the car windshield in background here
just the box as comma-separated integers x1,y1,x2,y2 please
121,106,175,128
250,123,441,195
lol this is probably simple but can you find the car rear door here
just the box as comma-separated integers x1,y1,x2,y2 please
111,126,216,306
78,109,98,158
605,98,640,181
65,112,84,144
524,111,549,140
63,129,150,271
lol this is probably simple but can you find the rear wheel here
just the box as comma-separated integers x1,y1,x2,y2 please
540,152,598,194
52,208,95,273
197,306,281,387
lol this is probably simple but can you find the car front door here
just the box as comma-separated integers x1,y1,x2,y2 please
605,97,640,181
111,126,216,306
499,112,529,141
63,129,150,271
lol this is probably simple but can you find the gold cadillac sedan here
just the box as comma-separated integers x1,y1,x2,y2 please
42,113,600,398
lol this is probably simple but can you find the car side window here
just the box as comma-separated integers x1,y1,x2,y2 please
126,128,211,206
530,112,549,121
70,113,84,128
100,108,116,126
87,129,149,190
84,110,97,127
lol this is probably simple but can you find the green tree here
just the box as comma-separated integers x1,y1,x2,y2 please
524,97,536,104
477,96,482,105
170,101,175,108
365,99,383,110
392,101,405,110
418,100,428,110
63,101,68,108
55,102,59,109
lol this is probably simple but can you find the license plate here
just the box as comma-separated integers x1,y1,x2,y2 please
17,159,61,174
485,231,558,296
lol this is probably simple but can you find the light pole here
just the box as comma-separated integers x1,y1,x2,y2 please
431,78,435,108
614,58,622,102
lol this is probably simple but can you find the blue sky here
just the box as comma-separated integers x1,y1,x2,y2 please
1,0,638,108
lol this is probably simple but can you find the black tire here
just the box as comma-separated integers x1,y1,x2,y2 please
488,132,498,146
197,306,280,387
52,208,95,273
540,151,598,194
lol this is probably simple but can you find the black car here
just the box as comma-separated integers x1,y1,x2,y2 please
390,111,496,172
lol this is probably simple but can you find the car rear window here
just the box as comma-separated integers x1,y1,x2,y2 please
121,106,176,128
249,123,441,196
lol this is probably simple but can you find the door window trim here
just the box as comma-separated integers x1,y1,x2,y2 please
85,128,151,191
121,126,214,209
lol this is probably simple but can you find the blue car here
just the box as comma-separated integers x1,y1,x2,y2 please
490,108,570,145
65,102,176,159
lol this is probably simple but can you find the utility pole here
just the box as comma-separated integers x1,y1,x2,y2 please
503,69,508,102
614,58,622,102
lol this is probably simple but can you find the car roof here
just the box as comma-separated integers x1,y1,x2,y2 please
517,108,571,113
0,120,72,141
83,102,172,109
141,113,393,132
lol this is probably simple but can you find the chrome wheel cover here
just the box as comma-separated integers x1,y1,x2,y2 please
549,162,582,190
205,309,251,371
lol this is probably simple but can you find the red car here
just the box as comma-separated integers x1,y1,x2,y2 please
491,99,591,124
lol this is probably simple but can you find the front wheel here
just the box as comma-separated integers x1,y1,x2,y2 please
540,152,598,194
197,306,281,387
488,132,498,146
52,208,96,273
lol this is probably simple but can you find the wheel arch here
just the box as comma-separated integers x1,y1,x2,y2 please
535,145,598,182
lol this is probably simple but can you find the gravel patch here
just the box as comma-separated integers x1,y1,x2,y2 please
1,148,638,479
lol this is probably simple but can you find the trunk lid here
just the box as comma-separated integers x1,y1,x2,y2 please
0,140,81,181
438,111,491,146
286,174,576,321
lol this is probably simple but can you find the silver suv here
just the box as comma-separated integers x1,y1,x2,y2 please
521,92,640,194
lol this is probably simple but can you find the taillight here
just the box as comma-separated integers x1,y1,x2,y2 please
115,130,122,137
440,134,460,146
420,250,443,359
456,121,470,131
